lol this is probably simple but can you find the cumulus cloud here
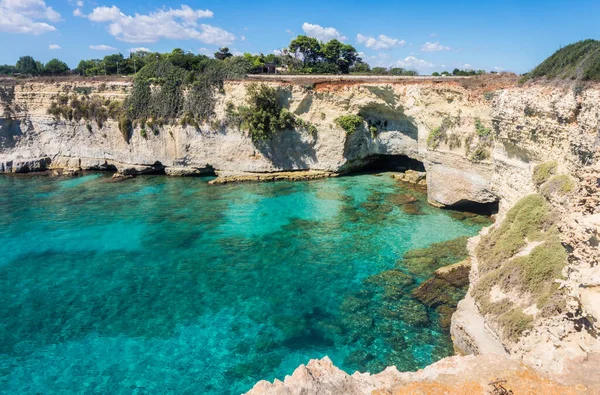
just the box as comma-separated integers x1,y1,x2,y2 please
356,34,405,50
49,44,60,49
90,44,117,51
0,0,61,34
302,22,346,41
73,8,82,16
421,41,451,52
129,47,150,53
82,5,234,45
396,56,435,69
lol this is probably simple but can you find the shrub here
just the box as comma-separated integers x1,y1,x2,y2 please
427,127,442,148
470,146,490,161
532,161,558,186
334,114,364,135
237,83,296,141
86,123,92,132
369,125,378,136
140,129,147,139
476,194,554,274
474,118,491,137
541,174,576,197
497,308,534,342
119,115,132,143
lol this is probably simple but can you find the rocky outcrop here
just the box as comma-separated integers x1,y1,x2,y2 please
246,354,587,394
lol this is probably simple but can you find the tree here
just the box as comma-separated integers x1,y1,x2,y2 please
432,72,440,76
289,35,321,67
103,53,125,74
43,59,69,75
214,47,233,60
371,67,388,75
321,39,358,74
350,60,370,73
0,64,17,75
452,68,461,76
16,56,41,75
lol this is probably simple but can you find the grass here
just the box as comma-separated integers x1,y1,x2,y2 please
532,161,558,186
335,114,364,135
523,39,600,81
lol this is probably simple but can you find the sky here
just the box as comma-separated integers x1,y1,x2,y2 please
0,0,599,73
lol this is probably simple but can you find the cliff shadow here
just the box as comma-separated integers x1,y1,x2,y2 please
0,118,22,149
254,130,317,170
358,103,418,141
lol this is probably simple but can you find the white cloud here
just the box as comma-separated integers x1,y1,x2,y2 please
396,56,435,70
129,47,150,53
461,63,472,68
49,44,60,49
285,29,293,35
493,66,504,71
73,8,82,16
90,44,117,51
356,34,405,50
241,35,246,41
197,47,211,55
0,0,61,34
76,0,83,6
421,41,451,52
302,22,346,41
83,5,234,45
87,5,121,22
430,33,438,37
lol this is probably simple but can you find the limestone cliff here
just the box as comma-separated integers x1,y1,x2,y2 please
1,76,598,392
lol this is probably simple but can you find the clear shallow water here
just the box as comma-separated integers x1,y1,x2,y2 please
0,173,484,394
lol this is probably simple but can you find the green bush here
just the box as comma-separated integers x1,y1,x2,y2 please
140,129,147,139
541,174,576,197
532,161,558,186
496,308,534,342
476,194,554,274
334,114,364,135
119,115,132,143
427,127,442,148
474,118,491,137
237,83,296,141
469,146,490,161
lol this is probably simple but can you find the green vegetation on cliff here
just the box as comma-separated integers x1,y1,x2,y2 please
473,192,567,342
524,39,600,81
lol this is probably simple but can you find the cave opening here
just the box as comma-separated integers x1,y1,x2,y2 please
353,154,425,174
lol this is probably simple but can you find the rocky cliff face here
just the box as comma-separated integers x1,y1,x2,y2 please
1,76,598,392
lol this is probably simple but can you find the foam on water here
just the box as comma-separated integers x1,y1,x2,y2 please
0,173,485,394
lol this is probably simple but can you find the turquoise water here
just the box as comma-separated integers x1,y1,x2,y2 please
0,173,484,394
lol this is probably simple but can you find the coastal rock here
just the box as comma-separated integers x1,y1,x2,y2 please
246,354,587,394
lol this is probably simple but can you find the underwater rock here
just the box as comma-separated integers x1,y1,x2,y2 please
400,202,424,215
385,193,418,206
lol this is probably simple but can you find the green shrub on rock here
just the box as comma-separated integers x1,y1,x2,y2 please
236,83,296,141
119,115,132,143
532,161,558,186
541,174,576,198
335,114,364,135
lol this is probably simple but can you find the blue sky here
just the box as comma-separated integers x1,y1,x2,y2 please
0,0,598,73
